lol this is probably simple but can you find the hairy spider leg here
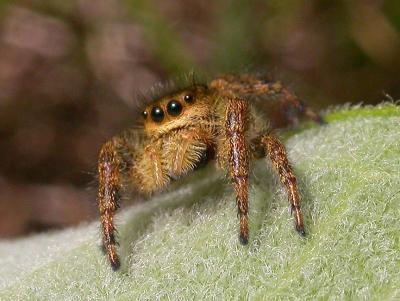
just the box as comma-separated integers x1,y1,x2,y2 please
210,74,324,126
279,88,325,125
98,137,125,270
99,127,214,270
260,134,305,235
225,98,250,244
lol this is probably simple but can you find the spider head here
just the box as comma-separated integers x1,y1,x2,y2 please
142,85,211,137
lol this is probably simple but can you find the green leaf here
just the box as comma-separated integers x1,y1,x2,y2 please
1,104,399,300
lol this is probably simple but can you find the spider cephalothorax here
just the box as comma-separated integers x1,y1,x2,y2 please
98,73,323,270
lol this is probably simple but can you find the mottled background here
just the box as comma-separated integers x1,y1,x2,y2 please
0,0,399,237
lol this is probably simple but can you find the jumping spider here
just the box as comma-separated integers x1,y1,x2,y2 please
98,73,323,270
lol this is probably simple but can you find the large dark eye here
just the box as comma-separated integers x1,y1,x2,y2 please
184,94,194,103
167,100,182,116
151,106,164,122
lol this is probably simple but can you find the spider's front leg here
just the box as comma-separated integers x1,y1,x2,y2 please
260,134,305,235
98,137,127,270
98,134,171,270
225,98,250,244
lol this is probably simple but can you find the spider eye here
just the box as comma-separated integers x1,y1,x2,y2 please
151,106,164,122
184,94,194,103
167,100,182,116
142,110,148,119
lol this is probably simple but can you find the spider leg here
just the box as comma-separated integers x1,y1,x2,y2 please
98,131,174,270
225,98,250,244
98,137,126,270
278,87,325,126
260,133,305,235
210,74,324,127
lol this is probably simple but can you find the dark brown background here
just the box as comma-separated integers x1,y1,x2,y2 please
0,0,399,237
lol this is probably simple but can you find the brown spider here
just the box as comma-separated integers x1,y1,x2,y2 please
98,73,323,270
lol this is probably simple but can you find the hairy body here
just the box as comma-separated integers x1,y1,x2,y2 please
98,73,322,270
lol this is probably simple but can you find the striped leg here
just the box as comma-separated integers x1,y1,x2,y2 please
98,138,124,270
225,98,250,244
260,134,305,235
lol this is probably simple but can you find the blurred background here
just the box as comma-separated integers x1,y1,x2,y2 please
0,0,399,238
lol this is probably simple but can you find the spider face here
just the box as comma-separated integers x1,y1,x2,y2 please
142,86,212,137
98,73,323,270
